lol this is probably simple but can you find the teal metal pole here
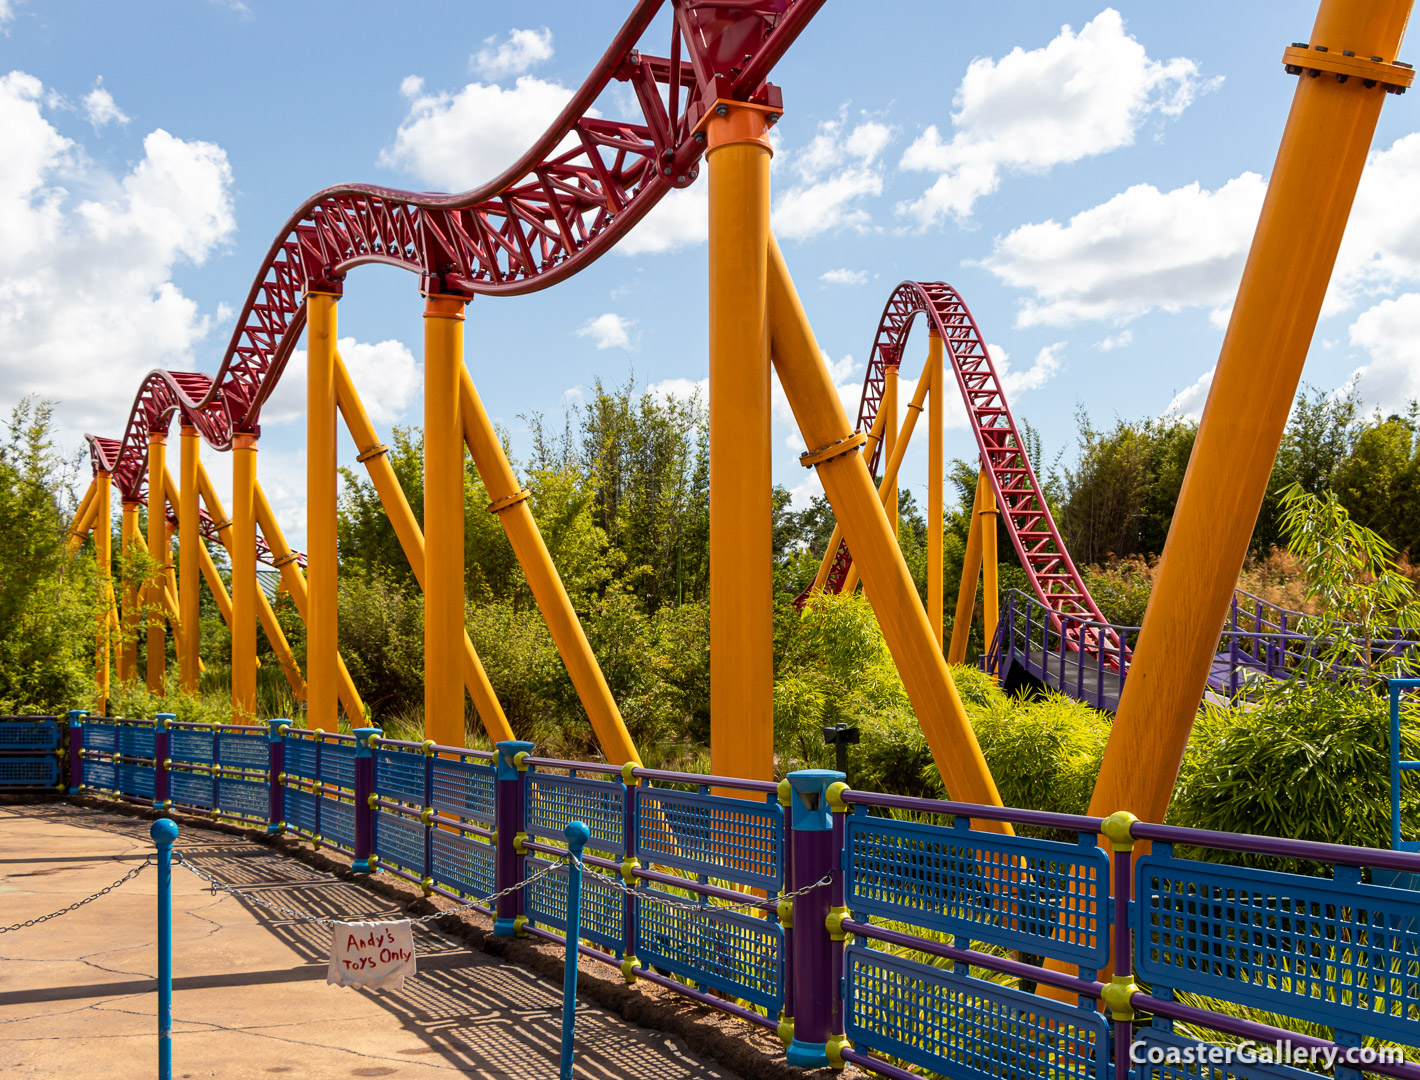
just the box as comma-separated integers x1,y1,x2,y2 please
560,820,590,1080
151,818,178,1080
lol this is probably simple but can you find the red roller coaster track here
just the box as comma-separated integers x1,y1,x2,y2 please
84,0,822,522
809,282,1119,653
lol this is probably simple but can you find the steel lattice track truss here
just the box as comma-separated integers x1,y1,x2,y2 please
813,281,1122,658
84,0,824,540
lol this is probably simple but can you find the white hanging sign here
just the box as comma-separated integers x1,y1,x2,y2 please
327,921,417,990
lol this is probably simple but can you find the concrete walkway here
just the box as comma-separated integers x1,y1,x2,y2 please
0,802,737,1078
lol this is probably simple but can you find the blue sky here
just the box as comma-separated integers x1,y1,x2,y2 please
2,1,1417,549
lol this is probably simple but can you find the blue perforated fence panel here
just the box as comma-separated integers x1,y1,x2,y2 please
1131,1025,1331,1080
431,829,495,900
635,886,784,1009
430,757,495,826
283,737,318,781
527,773,624,855
170,769,214,810
84,721,117,753
116,725,155,758
374,747,426,805
82,756,115,791
1135,850,1420,1046
526,856,625,954
216,730,267,771
284,785,318,837
319,741,356,791
375,811,426,876
0,718,60,751
321,796,356,851
117,762,154,801
216,776,267,821
844,944,1110,1080
170,727,213,765
636,787,783,890
0,756,59,787
846,812,1111,971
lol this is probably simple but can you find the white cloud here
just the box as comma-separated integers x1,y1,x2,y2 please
899,9,1212,226
472,28,553,80
82,78,129,129
576,313,634,351
1348,294,1420,413
0,71,234,436
648,376,708,405
998,342,1065,395
615,183,707,256
0,1,13,30
1328,132,1420,314
820,268,867,286
380,75,582,191
1097,330,1133,351
773,111,891,241
261,337,421,427
978,173,1266,326
1166,366,1214,421
788,471,823,511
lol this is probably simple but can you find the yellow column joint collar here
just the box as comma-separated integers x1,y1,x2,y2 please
621,761,640,785
826,781,850,812
421,739,437,757
513,750,531,772
512,914,527,938
799,431,867,469
356,443,389,463
826,906,850,942
697,99,779,153
1101,810,1138,851
487,489,531,514
621,856,640,884
514,831,529,856
1282,45,1414,92
777,895,794,928
777,779,792,807
621,955,637,984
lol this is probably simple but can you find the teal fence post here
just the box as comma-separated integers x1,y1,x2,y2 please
560,820,590,1080
494,740,535,937
65,709,88,794
785,768,845,1069
352,727,380,872
151,817,178,1080
153,713,173,811
266,720,286,834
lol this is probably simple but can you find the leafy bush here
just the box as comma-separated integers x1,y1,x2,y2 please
1169,680,1420,872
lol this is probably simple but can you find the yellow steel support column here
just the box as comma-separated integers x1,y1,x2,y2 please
423,295,469,748
335,353,512,743
840,370,932,597
178,466,309,703
979,470,999,652
95,472,112,713
706,101,774,785
808,408,887,597
179,426,201,693
459,367,639,764
119,501,140,682
928,333,945,649
768,236,1007,826
247,475,359,714
146,432,167,692
1090,0,1415,827
306,291,340,727
197,539,234,633
231,433,259,719
947,476,986,665
883,363,899,538
67,479,98,555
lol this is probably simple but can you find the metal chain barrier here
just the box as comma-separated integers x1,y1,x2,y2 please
172,851,567,927
0,857,154,933
572,857,832,916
